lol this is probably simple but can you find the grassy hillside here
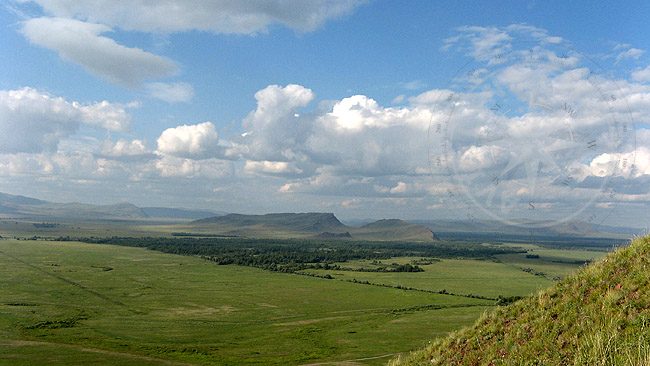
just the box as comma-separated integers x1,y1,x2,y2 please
390,235,650,365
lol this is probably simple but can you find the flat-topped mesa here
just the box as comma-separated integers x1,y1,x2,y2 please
193,212,346,232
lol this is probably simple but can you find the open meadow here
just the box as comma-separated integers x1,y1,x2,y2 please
1,239,491,365
0,232,616,365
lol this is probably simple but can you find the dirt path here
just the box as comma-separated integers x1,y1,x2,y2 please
1,339,196,365
298,352,404,366
0,250,142,314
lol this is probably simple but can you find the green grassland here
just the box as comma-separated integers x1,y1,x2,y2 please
303,257,551,299
1,239,492,365
495,244,608,279
0,235,623,365
0,219,184,239
300,242,609,301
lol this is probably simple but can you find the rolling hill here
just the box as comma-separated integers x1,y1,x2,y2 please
390,234,650,365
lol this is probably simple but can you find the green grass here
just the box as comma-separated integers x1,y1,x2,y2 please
0,239,491,365
303,257,552,298
390,235,650,365
495,246,607,279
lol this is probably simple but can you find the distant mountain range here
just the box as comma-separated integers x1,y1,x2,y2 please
412,219,644,238
0,191,642,239
191,213,437,241
0,192,222,220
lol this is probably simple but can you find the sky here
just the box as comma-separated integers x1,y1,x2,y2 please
1,0,649,229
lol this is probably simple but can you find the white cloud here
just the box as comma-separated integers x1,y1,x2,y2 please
399,80,426,90
102,139,149,157
145,82,194,103
390,182,407,194
154,156,233,178
156,122,220,159
613,43,632,50
233,84,436,178
243,84,315,130
0,87,133,153
0,151,132,181
244,160,303,176
21,17,177,88
20,0,366,34
239,84,314,161
341,198,360,207
616,48,644,63
322,95,415,132
589,147,650,179
444,24,565,59
632,65,650,83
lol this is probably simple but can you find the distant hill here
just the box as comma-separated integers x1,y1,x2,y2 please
191,213,437,241
0,192,46,205
142,207,225,220
0,191,232,221
357,219,437,241
0,192,149,220
413,219,640,239
391,235,650,365
82,202,148,219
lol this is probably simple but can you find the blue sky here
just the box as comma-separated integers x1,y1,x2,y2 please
1,1,649,229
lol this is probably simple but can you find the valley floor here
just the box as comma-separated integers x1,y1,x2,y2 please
0,238,607,365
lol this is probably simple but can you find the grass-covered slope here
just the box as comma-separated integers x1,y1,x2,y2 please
391,235,650,366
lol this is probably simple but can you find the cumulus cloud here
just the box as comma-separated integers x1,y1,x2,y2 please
589,147,650,179
238,84,314,161
323,95,413,132
20,0,367,34
0,87,133,153
156,122,220,159
145,82,194,103
21,17,177,88
234,84,435,179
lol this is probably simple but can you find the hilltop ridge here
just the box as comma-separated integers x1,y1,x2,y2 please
390,235,650,365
